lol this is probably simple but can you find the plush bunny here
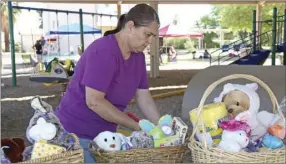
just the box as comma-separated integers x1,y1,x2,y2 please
26,96,66,145
218,130,249,152
28,118,57,142
218,119,250,152
93,131,122,152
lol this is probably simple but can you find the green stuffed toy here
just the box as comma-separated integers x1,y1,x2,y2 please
139,115,174,140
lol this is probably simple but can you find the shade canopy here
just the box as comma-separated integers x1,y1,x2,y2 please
159,24,204,38
46,23,102,35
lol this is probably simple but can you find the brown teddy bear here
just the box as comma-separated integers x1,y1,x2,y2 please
220,90,250,118
1,138,26,163
214,83,281,142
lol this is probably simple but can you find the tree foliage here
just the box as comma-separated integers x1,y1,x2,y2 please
1,2,21,52
213,4,286,33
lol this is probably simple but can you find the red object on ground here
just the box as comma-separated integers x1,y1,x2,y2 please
126,111,139,122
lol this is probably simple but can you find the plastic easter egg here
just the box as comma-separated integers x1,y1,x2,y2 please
262,133,284,150
268,125,286,139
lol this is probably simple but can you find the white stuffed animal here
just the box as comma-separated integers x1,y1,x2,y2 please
94,131,122,152
28,117,57,142
218,130,249,152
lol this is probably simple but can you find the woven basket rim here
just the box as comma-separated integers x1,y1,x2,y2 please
188,139,286,155
21,133,84,163
88,141,186,154
88,141,187,163
21,149,84,163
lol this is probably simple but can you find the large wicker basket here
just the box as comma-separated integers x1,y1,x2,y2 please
21,133,84,163
188,74,285,163
88,139,187,163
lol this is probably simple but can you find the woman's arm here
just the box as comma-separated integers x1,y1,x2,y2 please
86,86,140,131
135,89,160,124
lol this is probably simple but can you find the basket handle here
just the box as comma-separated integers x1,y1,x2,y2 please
189,74,285,148
64,133,80,145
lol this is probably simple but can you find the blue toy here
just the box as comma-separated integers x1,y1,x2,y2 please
262,133,284,150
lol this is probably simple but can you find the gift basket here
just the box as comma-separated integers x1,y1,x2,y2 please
1,96,84,163
88,115,189,163
188,74,285,163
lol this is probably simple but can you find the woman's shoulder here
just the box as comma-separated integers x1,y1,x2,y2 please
87,35,116,52
82,35,118,62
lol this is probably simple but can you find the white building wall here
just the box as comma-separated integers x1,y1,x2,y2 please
13,3,118,54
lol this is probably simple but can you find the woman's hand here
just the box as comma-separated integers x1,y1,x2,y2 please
135,89,160,124
86,86,140,131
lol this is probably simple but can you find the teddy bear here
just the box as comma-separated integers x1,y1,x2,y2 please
1,138,26,163
214,83,281,142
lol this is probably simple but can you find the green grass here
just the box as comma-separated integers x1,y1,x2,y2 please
21,54,31,64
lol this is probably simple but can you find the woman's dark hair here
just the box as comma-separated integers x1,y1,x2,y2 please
104,14,126,36
104,3,160,36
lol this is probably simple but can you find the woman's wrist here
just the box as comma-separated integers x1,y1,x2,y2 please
132,122,141,131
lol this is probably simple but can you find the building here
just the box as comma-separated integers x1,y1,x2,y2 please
13,3,120,54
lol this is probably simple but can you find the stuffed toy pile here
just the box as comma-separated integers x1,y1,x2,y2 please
90,115,188,152
190,83,286,153
1,96,81,163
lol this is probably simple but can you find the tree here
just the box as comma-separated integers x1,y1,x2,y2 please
199,15,219,29
213,4,286,33
1,2,21,52
36,10,43,29
196,12,221,48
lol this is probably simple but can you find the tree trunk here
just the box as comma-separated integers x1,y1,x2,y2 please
4,29,10,52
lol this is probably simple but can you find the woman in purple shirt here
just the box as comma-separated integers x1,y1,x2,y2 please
56,3,160,163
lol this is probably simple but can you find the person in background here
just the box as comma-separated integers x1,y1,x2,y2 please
40,36,46,47
33,40,43,62
168,45,177,62
56,4,161,163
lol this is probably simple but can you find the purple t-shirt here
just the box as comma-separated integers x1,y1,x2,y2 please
56,34,149,140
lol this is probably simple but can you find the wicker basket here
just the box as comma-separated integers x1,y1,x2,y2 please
188,74,286,163
21,133,84,163
88,139,187,163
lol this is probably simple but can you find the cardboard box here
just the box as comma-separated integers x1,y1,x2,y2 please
154,135,181,147
172,117,188,144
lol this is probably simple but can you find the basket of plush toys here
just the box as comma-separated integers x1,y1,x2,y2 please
1,96,84,163
188,74,285,163
88,114,189,163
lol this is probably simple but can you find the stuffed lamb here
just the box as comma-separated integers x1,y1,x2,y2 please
93,131,122,152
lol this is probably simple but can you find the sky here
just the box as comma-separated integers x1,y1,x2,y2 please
10,2,213,43
104,4,213,28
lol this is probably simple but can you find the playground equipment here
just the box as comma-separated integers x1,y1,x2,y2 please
210,30,271,65
7,2,117,87
210,7,286,66
255,8,286,65
29,58,70,84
